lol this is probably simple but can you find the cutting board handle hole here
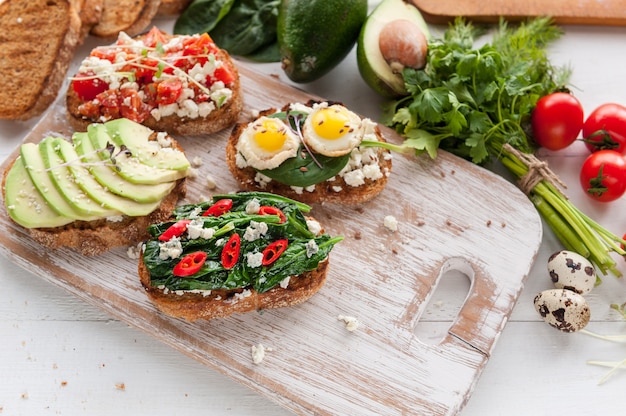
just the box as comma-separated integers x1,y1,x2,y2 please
413,264,471,345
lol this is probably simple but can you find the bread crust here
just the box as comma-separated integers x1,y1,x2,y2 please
90,0,161,38
156,0,191,16
138,242,329,321
66,47,243,136
226,102,392,205
0,0,83,120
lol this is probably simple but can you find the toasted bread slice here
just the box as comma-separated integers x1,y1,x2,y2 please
139,256,328,321
90,0,161,38
137,193,341,321
72,0,105,38
156,0,190,16
226,101,392,205
2,125,190,256
66,30,243,136
0,0,83,120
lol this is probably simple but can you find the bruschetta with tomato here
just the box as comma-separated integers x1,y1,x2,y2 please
66,27,243,136
138,192,343,321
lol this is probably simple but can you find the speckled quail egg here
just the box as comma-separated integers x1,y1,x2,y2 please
302,103,364,157
236,116,300,170
548,250,597,295
533,288,591,332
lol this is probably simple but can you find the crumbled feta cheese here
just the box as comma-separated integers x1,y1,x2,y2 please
246,251,264,268
192,156,203,167
251,343,271,365
158,236,183,260
338,315,360,332
343,169,365,187
306,219,322,235
187,219,216,240
206,174,217,190
245,198,261,214
156,132,172,147
279,276,291,289
106,215,125,222
305,239,319,258
243,221,268,242
126,242,143,259
383,215,398,232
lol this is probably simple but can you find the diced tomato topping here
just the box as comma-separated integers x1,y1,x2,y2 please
71,72,109,101
90,47,118,62
211,65,236,85
143,26,169,48
133,58,159,84
119,89,151,123
156,78,183,105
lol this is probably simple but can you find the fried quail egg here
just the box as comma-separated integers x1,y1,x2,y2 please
236,116,300,170
302,103,363,157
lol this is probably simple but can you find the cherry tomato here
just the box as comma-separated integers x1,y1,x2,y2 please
71,72,109,101
582,103,626,154
173,251,207,277
579,150,626,202
531,92,584,151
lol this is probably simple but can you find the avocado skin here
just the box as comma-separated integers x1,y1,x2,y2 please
278,0,367,83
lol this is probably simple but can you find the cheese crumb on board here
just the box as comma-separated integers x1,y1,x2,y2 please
337,315,360,332
251,343,273,364
383,215,398,232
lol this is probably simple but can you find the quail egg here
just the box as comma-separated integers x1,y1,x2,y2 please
533,288,591,332
302,103,364,157
548,250,596,295
236,116,300,170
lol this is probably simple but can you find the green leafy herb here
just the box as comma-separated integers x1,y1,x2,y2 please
384,17,626,277
174,0,236,34
175,0,281,60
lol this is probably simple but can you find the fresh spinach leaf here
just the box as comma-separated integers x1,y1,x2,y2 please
174,0,236,35
209,0,280,56
259,146,351,187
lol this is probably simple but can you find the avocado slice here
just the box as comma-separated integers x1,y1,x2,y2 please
356,0,430,97
73,132,176,204
20,141,97,221
103,118,190,171
4,155,74,228
56,138,164,217
41,136,120,218
87,123,187,185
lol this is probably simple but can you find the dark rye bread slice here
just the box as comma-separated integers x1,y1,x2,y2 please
90,0,161,38
225,105,392,205
0,0,83,120
138,238,329,321
66,49,244,136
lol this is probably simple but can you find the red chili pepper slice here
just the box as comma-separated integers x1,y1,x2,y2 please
258,206,286,223
221,233,241,269
262,239,288,266
159,219,192,241
203,198,233,217
173,251,207,277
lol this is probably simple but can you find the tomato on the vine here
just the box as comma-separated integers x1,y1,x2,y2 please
531,92,584,151
582,103,626,154
579,149,626,202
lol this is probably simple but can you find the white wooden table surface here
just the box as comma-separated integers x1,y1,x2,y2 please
2,5,626,415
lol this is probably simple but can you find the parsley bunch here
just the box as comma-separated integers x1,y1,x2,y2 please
383,17,626,277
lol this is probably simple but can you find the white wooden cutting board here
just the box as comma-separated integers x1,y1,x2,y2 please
0,62,542,415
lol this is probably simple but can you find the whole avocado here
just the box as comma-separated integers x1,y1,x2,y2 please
277,0,367,83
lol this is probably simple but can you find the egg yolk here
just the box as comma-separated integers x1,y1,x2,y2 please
254,119,288,152
311,107,351,140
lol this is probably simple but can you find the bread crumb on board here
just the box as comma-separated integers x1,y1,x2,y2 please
115,383,126,391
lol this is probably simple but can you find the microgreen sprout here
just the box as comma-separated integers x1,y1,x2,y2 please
581,329,626,385
46,142,131,172
286,112,323,169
